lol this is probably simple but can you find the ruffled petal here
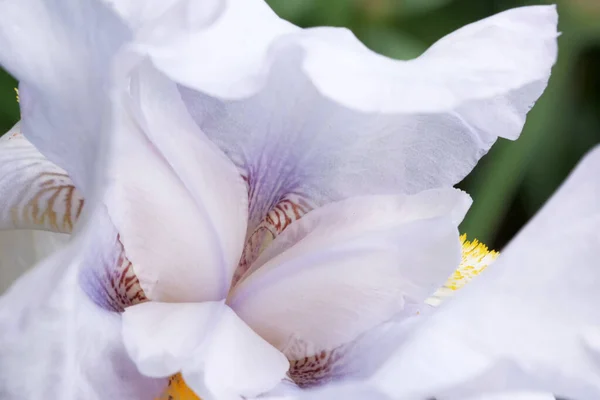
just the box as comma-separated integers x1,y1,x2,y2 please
111,1,558,235
172,4,557,232
141,1,557,114
103,0,223,35
97,61,248,303
229,189,470,386
0,124,85,232
0,0,129,194
0,221,165,399
122,301,289,400
373,146,600,399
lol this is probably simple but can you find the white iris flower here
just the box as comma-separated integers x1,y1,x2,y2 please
0,0,561,399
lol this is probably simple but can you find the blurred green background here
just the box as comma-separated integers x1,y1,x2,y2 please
0,0,598,250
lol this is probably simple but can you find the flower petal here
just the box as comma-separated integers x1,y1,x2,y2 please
373,146,600,399
99,61,248,303
286,384,392,400
465,393,556,400
77,206,148,312
0,124,85,233
122,301,289,400
172,5,557,233
104,0,223,35
229,189,470,385
0,222,165,399
143,1,557,114
0,229,68,294
0,0,129,193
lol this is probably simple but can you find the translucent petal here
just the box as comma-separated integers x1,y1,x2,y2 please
123,2,557,233
96,60,248,303
0,124,84,233
0,221,165,399
104,0,223,34
144,1,558,114
77,206,147,312
0,229,68,294
373,145,600,399
122,301,289,400
0,0,129,193
465,393,556,400
176,5,556,231
229,189,470,384
296,385,392,400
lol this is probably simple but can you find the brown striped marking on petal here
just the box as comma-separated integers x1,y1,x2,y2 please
233,193,313,286
0,131,84,233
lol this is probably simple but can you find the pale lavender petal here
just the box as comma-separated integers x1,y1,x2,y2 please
0,213,166,399
122,301,288,399
229,190,469,387
0,0,129,194
0,124,85,233
373,145,600,399
160,3,556,233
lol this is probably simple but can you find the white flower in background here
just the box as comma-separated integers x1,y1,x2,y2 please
0,0,559,399
296,145,600,400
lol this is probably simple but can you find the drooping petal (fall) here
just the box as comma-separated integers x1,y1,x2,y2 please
373,145,600,399
229,189,470,386
0,0,130,194
0,216,166,399
0,124,73,293
0,124,84,233
122,301,289,400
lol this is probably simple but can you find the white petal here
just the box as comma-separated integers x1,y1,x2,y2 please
0,229,68,294
287,384,392,400
0,223,165,399
0,124,85,232
466,393,556,400
0,0,129,194
77,205,148,312
229,189,469,383
373,146,600,399
102,61,248,302
122,301,289,400
119,2,557,233
104,0,223,36
143,1,557,114
173,5,556,231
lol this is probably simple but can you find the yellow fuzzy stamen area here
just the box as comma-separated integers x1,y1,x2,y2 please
425,234,499,306
155,373,201,400
14,87,19,103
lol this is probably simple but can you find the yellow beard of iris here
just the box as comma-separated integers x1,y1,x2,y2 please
157,234,499,399
426,234,499,306
156,374,201,400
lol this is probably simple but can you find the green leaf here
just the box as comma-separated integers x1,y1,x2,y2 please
358,25,427,60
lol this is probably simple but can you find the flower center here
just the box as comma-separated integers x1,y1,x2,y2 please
426,234,499,306
156,374,200,400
